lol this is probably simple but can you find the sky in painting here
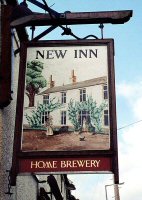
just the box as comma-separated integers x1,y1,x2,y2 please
18,0,142,199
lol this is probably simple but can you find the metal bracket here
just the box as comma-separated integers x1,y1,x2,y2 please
10,0,132,45
32,173,47,183
99,23,104,39
31,25,58,41
27,0,100,41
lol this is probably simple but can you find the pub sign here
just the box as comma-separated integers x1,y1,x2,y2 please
12,39,118,183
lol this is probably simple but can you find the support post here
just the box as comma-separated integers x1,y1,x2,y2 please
114,184,120,200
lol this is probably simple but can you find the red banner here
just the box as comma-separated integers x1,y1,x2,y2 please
19,157,112,173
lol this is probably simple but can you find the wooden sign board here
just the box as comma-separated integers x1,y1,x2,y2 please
12,39,118,184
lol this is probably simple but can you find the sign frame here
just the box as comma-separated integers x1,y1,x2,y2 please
11,39,118,185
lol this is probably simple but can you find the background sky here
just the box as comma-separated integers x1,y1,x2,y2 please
18,0,142,199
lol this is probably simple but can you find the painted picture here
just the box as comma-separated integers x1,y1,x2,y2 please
21,42,110,151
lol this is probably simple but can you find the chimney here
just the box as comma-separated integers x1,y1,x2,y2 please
50,75,55,88
71,70,76,83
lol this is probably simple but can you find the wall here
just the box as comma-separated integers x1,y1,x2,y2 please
16,176,37,200
0,26,18,199
0,23,38,199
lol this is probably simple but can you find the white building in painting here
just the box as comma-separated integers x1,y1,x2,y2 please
24,71,109,134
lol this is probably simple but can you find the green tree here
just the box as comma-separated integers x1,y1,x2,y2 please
25,97,62,128
68,99,81,131
26,60,47,107
68,96,108,133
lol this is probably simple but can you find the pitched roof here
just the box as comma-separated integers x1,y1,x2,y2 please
40,76,107,95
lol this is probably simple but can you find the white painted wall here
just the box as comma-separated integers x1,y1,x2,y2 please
0,29,37,199
24,84,108,129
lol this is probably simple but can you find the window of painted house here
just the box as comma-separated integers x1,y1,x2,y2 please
80,88,86,102
43,95,49,104
104,110,109,126
61,92,66,104
103,84,108,99
41,111,48,125
61,111,66,125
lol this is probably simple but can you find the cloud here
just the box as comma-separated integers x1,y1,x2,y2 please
117,82,137,98
119,123,142,169
117,81,142,122
133,96,142,119
117,81,142,200
117,81,142,102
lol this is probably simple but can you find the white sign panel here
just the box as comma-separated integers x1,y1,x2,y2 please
22,42,110,152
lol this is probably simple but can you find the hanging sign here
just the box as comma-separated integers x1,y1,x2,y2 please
12,39,118,183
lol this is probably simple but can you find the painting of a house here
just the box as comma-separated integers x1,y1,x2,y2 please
38,74,109,133
22,44,110,151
